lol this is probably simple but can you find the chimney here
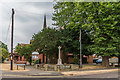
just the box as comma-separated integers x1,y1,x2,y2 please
43,14,46,28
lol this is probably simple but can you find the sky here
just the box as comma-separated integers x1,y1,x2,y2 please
0,1,55,52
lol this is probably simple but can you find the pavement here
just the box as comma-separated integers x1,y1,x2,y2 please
62,68,118,76
0,62,119,78
1,62,62,78
1,65,62,77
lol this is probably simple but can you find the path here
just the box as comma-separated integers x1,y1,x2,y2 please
1,62,119,78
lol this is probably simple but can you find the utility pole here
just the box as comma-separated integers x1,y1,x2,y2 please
11,8,15,70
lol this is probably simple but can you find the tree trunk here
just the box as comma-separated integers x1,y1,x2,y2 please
46,54,47,64
118,56,120,67
29,56,32,65
43,54,44,63
47,55,49,64
102,56,109,67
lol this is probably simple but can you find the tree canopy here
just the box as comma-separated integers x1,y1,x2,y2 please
15,44,33,64
0,41,8,51
59,27,92,56
53,2,93,55
52,2,120,66
75,2,120,57
52,2,120,57
0,41,9,62
32,28,60,56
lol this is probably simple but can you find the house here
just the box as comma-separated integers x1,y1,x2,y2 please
61,53,93,64
12,43,29,62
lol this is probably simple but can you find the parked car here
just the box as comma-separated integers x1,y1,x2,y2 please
109,57,118,67
96,59,102,64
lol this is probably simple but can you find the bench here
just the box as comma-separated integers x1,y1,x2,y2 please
16,64,26,70
15,61,26,70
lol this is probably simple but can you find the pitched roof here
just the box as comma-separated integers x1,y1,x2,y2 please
21,43,29,46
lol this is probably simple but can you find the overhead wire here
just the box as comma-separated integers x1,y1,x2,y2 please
1,4,54,52
15,9,53,17
4,7,53,41
16,10,45,15
5,15,12,43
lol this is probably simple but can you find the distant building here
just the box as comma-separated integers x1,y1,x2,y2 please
32,52,39,60
12,43,29,62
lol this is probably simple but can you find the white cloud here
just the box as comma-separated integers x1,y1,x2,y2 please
0,2,55,52
1,0,54,2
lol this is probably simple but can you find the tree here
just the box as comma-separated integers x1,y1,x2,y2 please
59,28,92,55
15,44,33,65
52,2,120,67
0,41,8,51
0,41,9,63
53,2,93,64
52,2,76,27
53,2,92,54
58,27,92,64
1,48,9,63
32,28,60,63
74,2,120,67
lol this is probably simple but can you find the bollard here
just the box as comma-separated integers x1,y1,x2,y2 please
44,64,48,71
57,65,60,72
58,68,60,72
35,64,39,68
35,64,37,68
54,65,57,71
70,64,74,70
